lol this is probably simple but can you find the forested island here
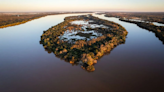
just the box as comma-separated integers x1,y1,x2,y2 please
40,14,128,72
104,12,164,44
0,12,91,28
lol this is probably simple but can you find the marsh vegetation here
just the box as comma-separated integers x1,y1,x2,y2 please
40,14,128,72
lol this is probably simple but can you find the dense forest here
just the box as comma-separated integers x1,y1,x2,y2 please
40,15,128,72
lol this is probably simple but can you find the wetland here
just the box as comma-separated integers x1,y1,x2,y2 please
40,14,128,71
0,13,164,92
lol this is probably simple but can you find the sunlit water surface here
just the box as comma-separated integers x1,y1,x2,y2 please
0,13,164,92
127,19,164,26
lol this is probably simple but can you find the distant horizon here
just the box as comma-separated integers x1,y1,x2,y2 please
1,0,164,12
0,11,164,13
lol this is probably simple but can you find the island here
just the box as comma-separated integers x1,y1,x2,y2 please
40,14,128,72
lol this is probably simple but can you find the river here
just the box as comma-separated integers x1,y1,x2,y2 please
0,13,164,92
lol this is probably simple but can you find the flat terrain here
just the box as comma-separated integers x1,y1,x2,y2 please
103,12,164,23
0,12,91,28
0,13,164,92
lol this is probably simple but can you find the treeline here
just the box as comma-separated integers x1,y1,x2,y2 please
119,19,164,44
0,12,92,28
104,12,164,24
40,15,128,72
0,14,48,28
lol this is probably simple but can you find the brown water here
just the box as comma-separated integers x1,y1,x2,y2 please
0,13,164,92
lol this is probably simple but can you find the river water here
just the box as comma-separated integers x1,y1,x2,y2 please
0,13,164,92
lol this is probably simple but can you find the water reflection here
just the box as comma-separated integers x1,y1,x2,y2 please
124,19,164,44
0,13,164,92
121,18,164,27
142,27,164,44
42,40,126,72
59,30,102,43
58,20,105,43
153,22,164,26
110,15,164,45
40,15,128,72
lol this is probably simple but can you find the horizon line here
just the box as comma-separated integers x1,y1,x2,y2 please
0,11,164,13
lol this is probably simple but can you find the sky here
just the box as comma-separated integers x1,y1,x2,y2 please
0,0,164,12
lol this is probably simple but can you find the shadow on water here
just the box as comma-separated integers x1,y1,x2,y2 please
40,39,126,72
119,19,164,44
142,28,164,44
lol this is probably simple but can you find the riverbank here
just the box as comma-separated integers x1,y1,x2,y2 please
103,13,164,44
1,13,164,92
0,12,92,28
104,12,164,24
119,18,164,44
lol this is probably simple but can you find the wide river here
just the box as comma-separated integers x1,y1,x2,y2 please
0,13,164,92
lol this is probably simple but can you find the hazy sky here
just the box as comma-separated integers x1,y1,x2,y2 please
0,0,164,12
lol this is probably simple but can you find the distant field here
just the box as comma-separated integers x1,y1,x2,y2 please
0,12,91,28
0,14,47,28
